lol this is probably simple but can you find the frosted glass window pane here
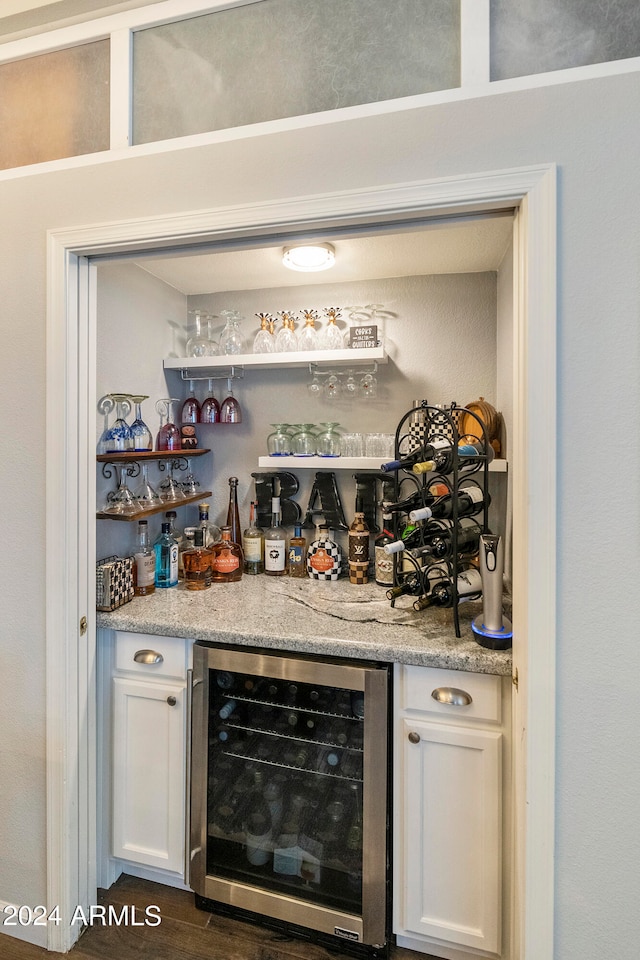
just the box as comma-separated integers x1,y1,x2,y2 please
132,0,459,144
491,0,640,80
0,40,109,170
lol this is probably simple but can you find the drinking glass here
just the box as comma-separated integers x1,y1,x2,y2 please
307,373,322,397
316,422,341,457
97,394,116,454
275,312,298,352
219,310,245,355
129,395,153,451
220,379,242,424
181,380,201,424
365,433,395,458
186,310,218,357
343,374,358,397
319,307,344,350
267,423,293,456
159,460,187,502
340,433,365,457
155,399,181,451
201,379,221,423
133,463,162,510
324,374,342,401
298,309,319,350
103,464,139,515
359,372,378,398
291,424,318,457
104,394,133,451
253,313,275,353
181,458,200,496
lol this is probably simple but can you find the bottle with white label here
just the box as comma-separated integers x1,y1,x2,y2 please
133,520,155,596
264,497,287,576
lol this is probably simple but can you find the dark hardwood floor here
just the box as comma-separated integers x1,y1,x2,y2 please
1,875,436,960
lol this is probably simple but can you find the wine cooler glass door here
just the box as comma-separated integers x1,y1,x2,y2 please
190,644,389,949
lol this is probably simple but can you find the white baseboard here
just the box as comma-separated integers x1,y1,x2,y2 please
1,900,49,949
113,861,191,893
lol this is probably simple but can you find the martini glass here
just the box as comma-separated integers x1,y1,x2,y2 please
159,460,187,502
129,395,153,451
133,463,162,510
201,379,220,423
103,464,139,516
181,458,200,496
220,379,242,424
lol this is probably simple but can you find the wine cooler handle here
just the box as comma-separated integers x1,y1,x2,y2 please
184,668,193,886
431,686,473,707
134,649,164,664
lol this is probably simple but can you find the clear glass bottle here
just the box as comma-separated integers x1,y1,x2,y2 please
133,520,155,596
198,503,221,548
153,521,179,588
348,508,370,584
288,525,307,578
183,528,213,591
242,501,264,575
226,476,242,547
210,525,243,582
264,496,287,576
307,522,342,581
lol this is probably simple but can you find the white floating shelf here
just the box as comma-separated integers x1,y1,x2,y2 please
257,456,508,472
164,346,387,373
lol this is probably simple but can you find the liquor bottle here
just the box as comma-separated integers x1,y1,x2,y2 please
307,523,342,581
374,511,395,586
264,497,287,576
182,528,213,590
198,502,221,547
210,525,243,582
410,484,490,521
226,476,242,546
133,519,155,596
242,500,264,574
178,525,196,579
413,566,483,610
348,507,370,584
288,526,307,578
153,522,179,588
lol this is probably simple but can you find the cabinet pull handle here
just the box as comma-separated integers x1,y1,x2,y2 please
408,731,421,744
431,686,473,707
134,649,164,664
167,696,177,706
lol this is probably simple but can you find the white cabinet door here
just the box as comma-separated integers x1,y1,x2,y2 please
399,716,502,956
112,676,185,873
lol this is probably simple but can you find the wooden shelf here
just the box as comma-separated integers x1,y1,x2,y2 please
97,490,213,522
257,456,508,472
97,448,210,463
163,346,387,374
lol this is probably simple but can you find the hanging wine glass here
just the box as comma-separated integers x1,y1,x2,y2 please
344,373,358,397
103,394,133,451
133,463,162,510
97,394,116,454
219,310,245,355
155,399,181,451
298,309,320,351
359,372,378,399
103,463,139,515
275,311,298,352
307,372,322,397
220,378,242,424
343,305,370,348
201,379,220,423
319,307,344,350
186,310,217,358
253,313,275,353
129,395,153,451
324,374,342,401
181,380,201,424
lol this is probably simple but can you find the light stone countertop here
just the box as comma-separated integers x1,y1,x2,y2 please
97,576,512,676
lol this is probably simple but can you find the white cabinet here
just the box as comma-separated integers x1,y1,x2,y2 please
393,665,510,960
110,631,190,879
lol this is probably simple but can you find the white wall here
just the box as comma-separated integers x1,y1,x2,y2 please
1,70,639,959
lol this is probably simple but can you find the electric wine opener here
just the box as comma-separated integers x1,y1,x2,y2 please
472,534,513,650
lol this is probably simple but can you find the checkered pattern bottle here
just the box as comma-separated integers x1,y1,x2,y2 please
307,523,342,581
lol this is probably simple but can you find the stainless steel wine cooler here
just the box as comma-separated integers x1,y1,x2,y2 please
189,642,390,954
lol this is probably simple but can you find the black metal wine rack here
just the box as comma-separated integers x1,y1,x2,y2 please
387,401,492,638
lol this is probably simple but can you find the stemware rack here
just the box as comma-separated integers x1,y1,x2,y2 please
387,402,492,638
163,345,387,378
96,449,212,521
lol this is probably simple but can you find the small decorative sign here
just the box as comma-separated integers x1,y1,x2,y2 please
349,324,378,349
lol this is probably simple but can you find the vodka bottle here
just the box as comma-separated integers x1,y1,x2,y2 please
133,520,155,596
242,500,264,574
264,497,287,576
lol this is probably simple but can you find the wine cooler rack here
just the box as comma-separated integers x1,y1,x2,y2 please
387,401,492,638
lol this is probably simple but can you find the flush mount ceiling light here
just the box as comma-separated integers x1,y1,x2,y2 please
282,242,335,272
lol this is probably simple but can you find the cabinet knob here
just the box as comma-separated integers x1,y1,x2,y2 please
167,696,177,706
408,731,421,744
134,649,164,665
431,687,473,707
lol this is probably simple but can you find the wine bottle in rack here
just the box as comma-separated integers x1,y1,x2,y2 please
411,440,494,475
410,483,490,521
413,566,483,610
379,438,465,473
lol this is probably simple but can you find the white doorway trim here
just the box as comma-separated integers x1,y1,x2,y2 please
46,163,556,957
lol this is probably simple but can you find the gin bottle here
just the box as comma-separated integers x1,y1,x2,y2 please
264,497,287,576
153,522,179,588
